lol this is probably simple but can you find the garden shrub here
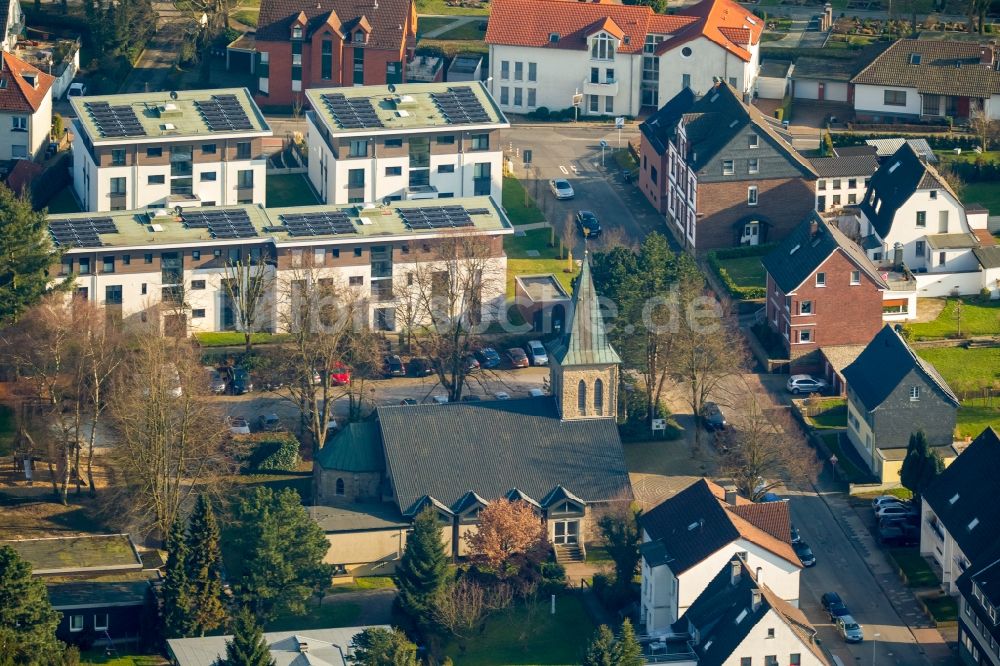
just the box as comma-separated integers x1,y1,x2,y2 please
244,433,300,472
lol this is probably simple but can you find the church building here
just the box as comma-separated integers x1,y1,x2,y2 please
312,258,633,576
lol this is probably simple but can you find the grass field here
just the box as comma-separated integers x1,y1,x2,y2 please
906,298,1000,339
502,175,546,226
961,182,1000,216
81,652,165,666
890,549,939,587
714,255,766,289
443,596,595,665
435,19,487,40
805,399,846,429
266,173,320,208
504,229,573,298
193,331,292,347
924,594,959,623
416,38,488,57
233,8,258,27
416,0,489,15
915,347,1000,438
265,600,361,632
331,576,397,593
416,16,455,37
820,432,870,483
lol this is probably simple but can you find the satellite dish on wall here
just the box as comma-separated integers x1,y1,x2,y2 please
169,91,178,100
382,196,392,206
388,83,397,94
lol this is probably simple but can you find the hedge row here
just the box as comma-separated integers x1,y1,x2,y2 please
946,160,1000,183
832,132,984,151
710,242,776,260
241,433,301,472
707,252,768,301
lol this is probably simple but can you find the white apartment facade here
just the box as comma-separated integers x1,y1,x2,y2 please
70,88,271,213
485,0,761,118
50,197,512,336
305,82,507,207
0,52,54,161
810,154,879,213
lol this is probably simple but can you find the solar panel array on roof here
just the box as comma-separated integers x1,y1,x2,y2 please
84,102,147,138
194,94,255,132
182,209,258,239
280,211,358,237
397,206,474,230
320,94,385,130
430,87,491,125
49,217,118,248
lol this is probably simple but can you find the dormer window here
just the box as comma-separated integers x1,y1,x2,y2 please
590,33,615,60
291,25,303,39
22,73,35,87
549,32,560,43
354,30,366,43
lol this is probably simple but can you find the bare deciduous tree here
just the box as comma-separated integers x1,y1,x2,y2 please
221,250,275,354
719,385,819,501
106,334,234,543
433,579,513,638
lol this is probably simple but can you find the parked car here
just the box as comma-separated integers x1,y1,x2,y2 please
526,340,548,366
461,394,481,402
790,525,801,544
399,398,418,405
875,503,916,520
836,615,864,643
206,367,227,394
462,355,481,373
878,522,919,546
821,592,850,621
494,391,511,400
549,179,575,200
476,347,502,369
407,357,435,377
230,367,253,394
529,388,546,397
575,210,602,238
786,374,828,395
227,416,250,435
432,395,449,404
67,82,87,98
328,362,351,386
793,541,816,567
700,402,727,431
384,355,406,378
506,348,529,368
872,495,908,510
257,413,282,432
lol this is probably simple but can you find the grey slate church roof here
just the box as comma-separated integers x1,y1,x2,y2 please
549,254,621,366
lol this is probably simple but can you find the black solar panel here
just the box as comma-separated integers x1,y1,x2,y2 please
320,94,385,130
280,211,358,237
182,209,258,239
48,216,118,248
430,87,491,125
84,102,147,138
397,205,474,230
465,208,491,216
194,94,255,132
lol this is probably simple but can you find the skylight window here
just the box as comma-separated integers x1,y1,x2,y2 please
969,518,980,531
729,119,739,128
710,93,720,103
888,161,901,173
746,16,757,24
789,244,800,255
949,493,960,504
910,53,921,65
735,609,748,624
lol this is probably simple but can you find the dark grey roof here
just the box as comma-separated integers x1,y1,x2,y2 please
47,576,153,609
792,56,860,82
376,397,631,515
973,246,1000,269
549,256,621,366
924,428,1000,563
759,59,791,78
810,154,880,178
959,553,1000,611
835,145,879,157
842,325,960,412
762,213,888,293
309,503,408,533
858,143,929,238
640,87,696,156
316,422,385,472
852,39,1000,98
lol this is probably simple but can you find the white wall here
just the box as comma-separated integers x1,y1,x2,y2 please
0,91,51,161
757,75,787,100
816,173,870,211
914,270,986,298
876,187,971,271
657,37,754,106
723,608,827,666
793,79,819,100
920,500,968,595
854,84,920,117
50,48,80,101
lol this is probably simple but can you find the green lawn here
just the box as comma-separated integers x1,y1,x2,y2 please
265,600,362,632
233,8,258,27
331,576,397,593
416,38,488,57
924,594,959,623
961,182,1000,216
906,298,1000,339
81,652,165,666
889,549,940,588
416,0,489,15
436,19,487,40
443,596,595,665
585,545,611,563
45,185,81,214
935,150,1000,165
193,331,293,347
504,229,574,297
416,16,455,37
805,398,846,429
820,432,870,483
266,173,320,208
502,175,546,226
915,346,1000,438
715,255,766,289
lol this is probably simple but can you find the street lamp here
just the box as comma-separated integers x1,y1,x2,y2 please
873,632,881,666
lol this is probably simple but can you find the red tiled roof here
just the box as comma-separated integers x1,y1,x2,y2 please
5,159,43,196
257,0,414,49
974,228,997,247
486,0,761,62
0,52,55,114
587,16,624,40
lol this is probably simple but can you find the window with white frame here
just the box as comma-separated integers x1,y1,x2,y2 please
747,185,758,205
815,272,826,286
605,96,613,113
500,60,509,79
850,270,861,285
70,615,84,632
11,116,27,131
797,329,812,343
799,300,812,315
590,33,615,60
722,160,734,175
527,89,536,108
749,134,758,148
514,61,523,81
94,613,109,631
528,62,537,81
910,386,920,401
514,88,523,106
499,86,509,105
748,158,759,174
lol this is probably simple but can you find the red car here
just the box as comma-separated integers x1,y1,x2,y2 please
329,362,351,386
506,348,529,368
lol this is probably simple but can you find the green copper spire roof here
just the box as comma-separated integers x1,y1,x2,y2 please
550,254,621,366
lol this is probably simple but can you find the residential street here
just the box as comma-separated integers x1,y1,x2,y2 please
119,0,192,93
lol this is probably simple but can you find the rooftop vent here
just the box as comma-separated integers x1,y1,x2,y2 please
397,109,410,118
394,94,417,110
789,244,801,255
158,102,183,118
161,123,177,131
150,223,165,232
910,53,921,65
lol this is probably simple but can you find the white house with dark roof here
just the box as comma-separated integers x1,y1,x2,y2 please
921,428,1000,596
810,153,879,213
639,479,801,633
957,544,1000,666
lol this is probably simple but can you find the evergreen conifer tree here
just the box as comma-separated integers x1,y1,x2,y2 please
162,515,195,638
612,619,643,666
186,494,227,636
0,185,62,324
582,625,615,666
0,545,63,663
395,507,448,631
217,607,274,666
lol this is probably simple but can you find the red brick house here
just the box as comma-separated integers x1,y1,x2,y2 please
638,81,817,252
253,0,417,110
761,213,888,373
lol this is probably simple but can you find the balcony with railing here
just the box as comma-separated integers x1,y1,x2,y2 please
582,77,619,97
637,634,698,665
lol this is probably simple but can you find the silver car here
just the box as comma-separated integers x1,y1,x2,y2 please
836,615,864,643
549,179,575,200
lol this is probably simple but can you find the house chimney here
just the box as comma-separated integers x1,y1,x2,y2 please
751,589,762,612
756,566,763,586
730,559,741,586
809,219,819,238
893,242,903,270
723,485,738,506
298,639,309,653
981,46,995,67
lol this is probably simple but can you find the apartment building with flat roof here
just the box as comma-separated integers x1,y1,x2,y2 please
49,197,512,335
70,88,272,212
305,82,507,206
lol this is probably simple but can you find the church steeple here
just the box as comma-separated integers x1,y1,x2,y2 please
549,254,620,420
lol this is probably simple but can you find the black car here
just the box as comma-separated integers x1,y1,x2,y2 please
700,402,727,431
575,211,602,238
407,357,435,377
793,541,816,567
384,355,406,378
476,347,502,369
230,367,253,394
461,394,482,402
821,592,851,621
